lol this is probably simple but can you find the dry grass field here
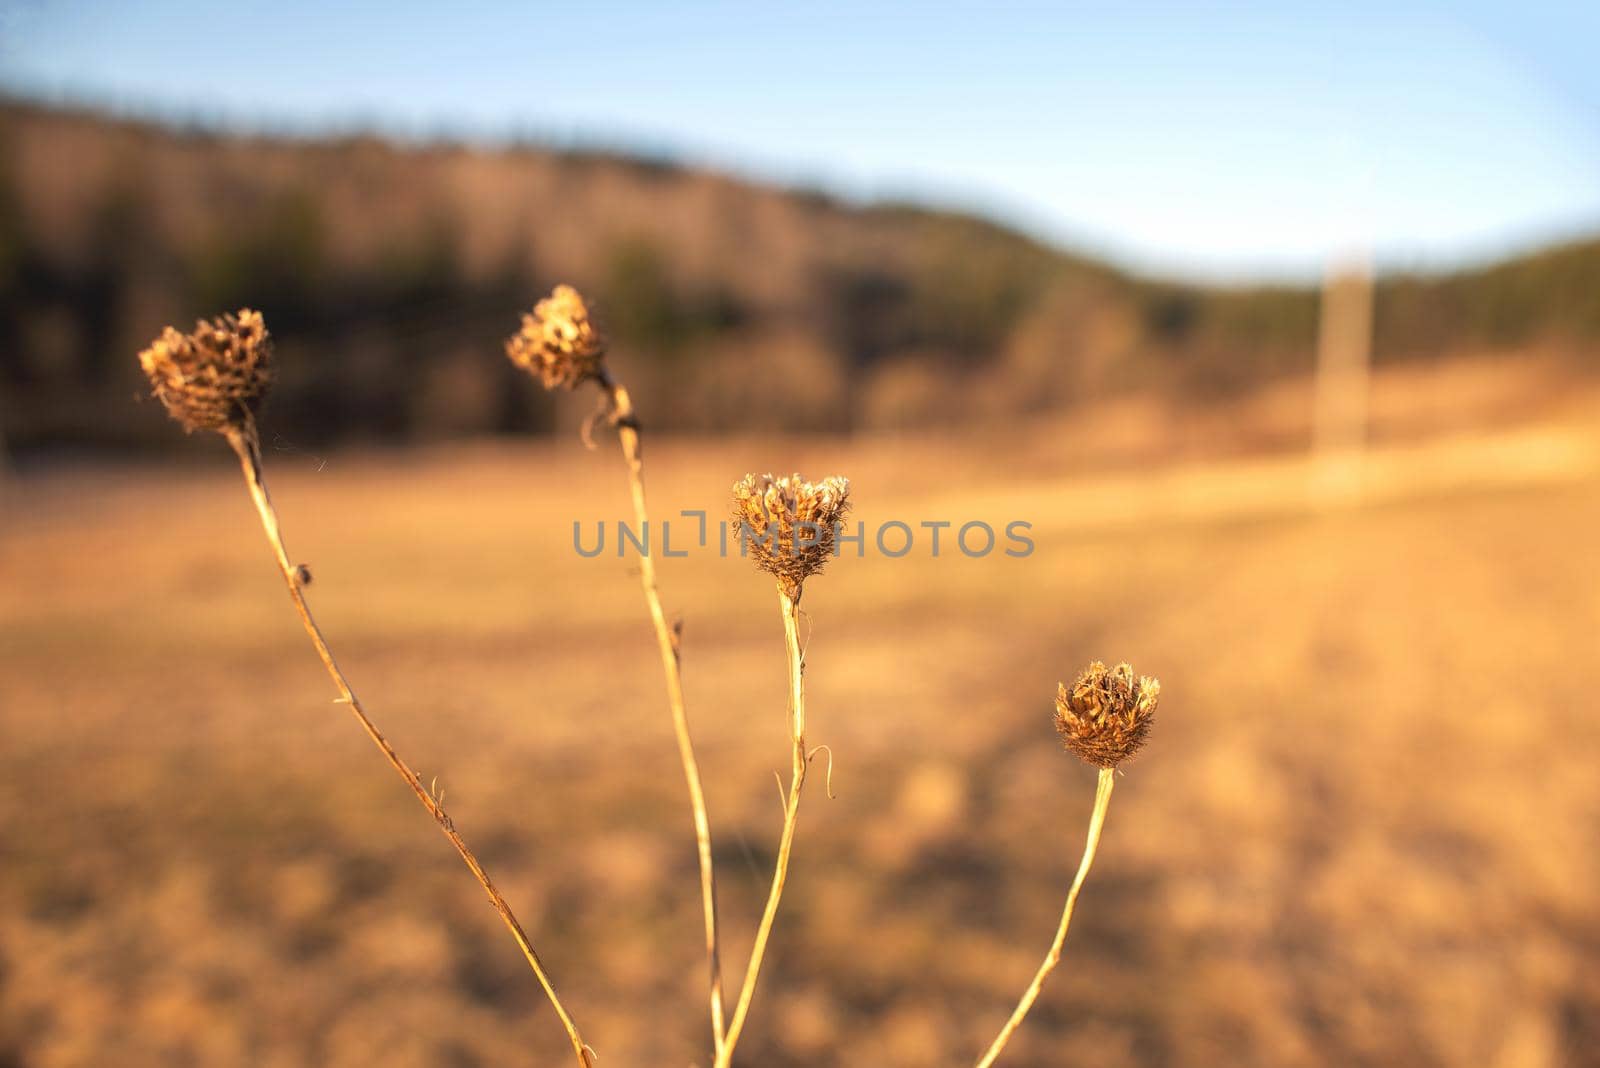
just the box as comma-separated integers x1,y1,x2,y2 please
3,372,1600,1066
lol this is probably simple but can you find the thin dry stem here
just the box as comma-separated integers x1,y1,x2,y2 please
974,766,1117,1068
223,425,595,1068
717,587,810,1068
598,371,729,1053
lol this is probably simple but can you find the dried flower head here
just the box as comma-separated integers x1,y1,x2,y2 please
138,309,272,435
505,284,607,390
732,472,851,596
1054,661,1159,768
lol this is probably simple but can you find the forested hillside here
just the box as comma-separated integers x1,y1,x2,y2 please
2,100,1595,450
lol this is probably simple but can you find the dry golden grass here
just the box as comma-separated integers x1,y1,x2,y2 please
3,392,1600,1065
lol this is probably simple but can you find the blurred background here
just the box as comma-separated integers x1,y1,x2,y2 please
1,2,1597,1066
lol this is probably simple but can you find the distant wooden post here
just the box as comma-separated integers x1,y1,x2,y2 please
1311,253,1374,504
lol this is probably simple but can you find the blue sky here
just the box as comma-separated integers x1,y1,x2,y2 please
2,1,1597,280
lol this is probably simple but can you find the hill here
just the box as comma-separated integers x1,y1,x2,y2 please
1,99,1596,451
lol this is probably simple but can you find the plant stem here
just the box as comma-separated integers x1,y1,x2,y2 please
224,426,595,1068
716,587,809,1068
974,766,1116,1068
598,372,728,1054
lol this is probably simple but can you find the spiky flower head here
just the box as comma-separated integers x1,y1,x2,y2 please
505,284,607,390
732,472,851,597
138,309,272,435
1054,661,1159,768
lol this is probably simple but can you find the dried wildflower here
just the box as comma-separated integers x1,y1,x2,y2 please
732,472,851,596
505,284,607,390
1054,661,1159,768
138,309,272,434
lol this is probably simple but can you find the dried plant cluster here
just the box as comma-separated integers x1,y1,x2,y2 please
1055,660,1160,768
140,289,1159,1068
138,309,272,435
504,283,608,390
731,471,852,597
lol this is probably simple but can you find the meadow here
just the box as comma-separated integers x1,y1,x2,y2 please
2,356,1598,1067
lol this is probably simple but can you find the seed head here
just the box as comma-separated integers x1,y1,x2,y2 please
505,284,607,390
138,309,273,435
731,472,851,596
1054,661,1159,768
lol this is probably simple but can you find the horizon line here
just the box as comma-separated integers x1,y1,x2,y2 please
5,83,1599,290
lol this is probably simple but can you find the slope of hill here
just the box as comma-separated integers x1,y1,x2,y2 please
1,99,1596,451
